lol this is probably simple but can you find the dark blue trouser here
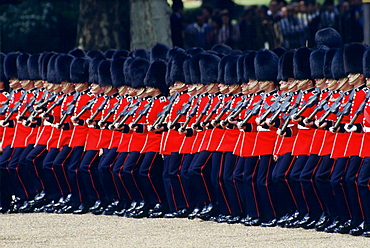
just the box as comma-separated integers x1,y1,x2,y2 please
163,153,188,212
300,154,323,217
271,153,296,217
330,157,351,221
0,145,15,206
222,152,242,216
65,146,87,206
290,155,309,214
180,153,196,208
315,155,339,218
8,145,35,200
43,148,62,200
358,157,370,223
112,152,131,203
344,156,364,224
188,151,214,206
98,147,119,202
79,150,103,202
119,151,144,202
257,155,277,220
53,145,73,197
244,156,261,218
24,144,48,194
138,152,166,205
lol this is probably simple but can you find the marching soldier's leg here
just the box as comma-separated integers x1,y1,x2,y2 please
7,146,30,213
119,151,145,217
111,151,132,216
0,145,16,212
222,152,243,223
238,156,261,225
299,154,324,228
286,155,310,228
52,145,73,201
189,150,215,220
326,157,351,233
76,150,102,214
97,147,121,215
210,151,229,221
40,148,63,213
58,146,88,214
314,155,339,231
165,152,191,217
134,152,167,218
271,153,296,221
180,153,199,218
335,156,364,234
162,154,176,214
351,157,370,236
257,155,277,226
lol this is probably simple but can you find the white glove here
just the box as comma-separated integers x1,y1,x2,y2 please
344,123,357,132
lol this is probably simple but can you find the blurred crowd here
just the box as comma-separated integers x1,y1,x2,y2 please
170,0,364,51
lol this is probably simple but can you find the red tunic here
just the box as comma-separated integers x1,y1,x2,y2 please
97,94,118,149
69,90,94,148
252,89,279,156
57,92,76,148
84,93,105,151
117,97,137,153
160,92,189,154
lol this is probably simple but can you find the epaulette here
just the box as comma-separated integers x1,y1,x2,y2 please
159,96,167,102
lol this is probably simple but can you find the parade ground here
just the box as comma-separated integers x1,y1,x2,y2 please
0,214,368,247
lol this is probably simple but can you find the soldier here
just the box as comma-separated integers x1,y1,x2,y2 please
253,49,280,227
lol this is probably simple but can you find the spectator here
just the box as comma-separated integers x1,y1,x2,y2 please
217,13,240,48
184,10,214,50
280,5,306,49
319,0,339,29
239,8,259,50
170,0,185,48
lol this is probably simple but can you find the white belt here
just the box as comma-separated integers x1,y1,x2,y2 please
257,126,270,132
298,125,309,130
43,120,52,126
363,126,370,133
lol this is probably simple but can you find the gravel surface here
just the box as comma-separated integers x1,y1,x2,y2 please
0,214,369,247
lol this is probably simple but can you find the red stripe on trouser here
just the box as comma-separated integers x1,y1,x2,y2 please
219,152,232,214
60,148,74,193
232,157,243,213
340,159,352,219
118,155,133,200
109,154,120,199
87,152,101,199
15,166,29,199
131,153,144,200
266,156,276,217
354,158,365,221
284,157,298,209
32,148,46,190
51,163,64,197
147,153,162,203
178,154,189,208
201,152,213,203
301,156,323,212
76,149,85,203
252,158,260,217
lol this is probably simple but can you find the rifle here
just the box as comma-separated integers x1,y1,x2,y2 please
98,99,122,127
226,96,251,122
108,99,135,130
258,93,283,124
191,99,212,130
2,92,27,125
330,90,355,131
152,92,179,130
201,99,222,127
316,92,345,126
41,95,66,117
178,97,202,133
346,91,370,129
168,96,194,130
86,97,109,125
278,92,304,135
115,100,141,129
293,93,320,119
129,101,153,128
74,97,97,120
0,99,10,115
304,92,333,124
18,96,37,120
268,93,293,125
238,98,264,128
57,92,81,127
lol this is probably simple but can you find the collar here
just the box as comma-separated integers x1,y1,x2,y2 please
354,85,365,92
179,90,188,95
80,89,90,95
223,93,232,98
96,93,104,98
264,89,278,97
151,93,165,101
302,87,315,94
234,92,243,98
105,93,118,99
66,90,76,97
342,89,353,95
